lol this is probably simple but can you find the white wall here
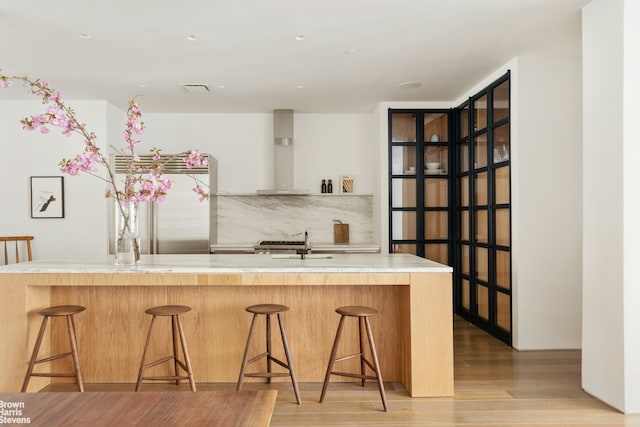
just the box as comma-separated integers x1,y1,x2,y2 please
583,0,640,413
140,112,375,195
623,0,640,413
513,54,583,350
582,0,625,410
0,100,112,259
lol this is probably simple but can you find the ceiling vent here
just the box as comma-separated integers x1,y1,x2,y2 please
181,84,210,93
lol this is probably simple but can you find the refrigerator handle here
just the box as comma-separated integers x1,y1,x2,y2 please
150,202,158,254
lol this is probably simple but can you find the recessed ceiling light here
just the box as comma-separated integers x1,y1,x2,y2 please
295,35,305,41
345,48,359,55
296,85,305,89
139,84,147,88
78,33,91,39
186,35,197,41
398,81,422,89
216,84,226,89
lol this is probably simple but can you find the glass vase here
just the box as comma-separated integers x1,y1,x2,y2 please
114,200,140,265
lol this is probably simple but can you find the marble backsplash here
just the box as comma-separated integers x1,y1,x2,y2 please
215,194,374,244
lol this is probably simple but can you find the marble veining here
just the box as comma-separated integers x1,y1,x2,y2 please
215,194,373,244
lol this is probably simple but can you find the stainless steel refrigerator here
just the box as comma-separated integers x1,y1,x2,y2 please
108,153,217,254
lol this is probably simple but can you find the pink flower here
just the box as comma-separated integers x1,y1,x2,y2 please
193,186,209,202
184,150,208,168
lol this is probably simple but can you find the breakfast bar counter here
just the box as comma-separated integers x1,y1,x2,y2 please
0,254,453,397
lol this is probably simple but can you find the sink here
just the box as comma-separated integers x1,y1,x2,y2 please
271,254,333,259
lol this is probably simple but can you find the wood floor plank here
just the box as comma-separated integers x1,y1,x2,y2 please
38,316,640,426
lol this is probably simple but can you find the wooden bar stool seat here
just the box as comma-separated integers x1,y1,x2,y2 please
22,305,85,392
319,305,388,412
237,304,301,405
135,305,196,392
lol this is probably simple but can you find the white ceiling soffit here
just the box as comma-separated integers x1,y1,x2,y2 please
0,0,589,113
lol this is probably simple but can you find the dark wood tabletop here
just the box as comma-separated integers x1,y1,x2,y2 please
0,390,277,426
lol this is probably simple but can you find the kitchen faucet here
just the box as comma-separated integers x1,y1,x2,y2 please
297,231,310,259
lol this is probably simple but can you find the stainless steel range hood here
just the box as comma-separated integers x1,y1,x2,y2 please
257,109,309,195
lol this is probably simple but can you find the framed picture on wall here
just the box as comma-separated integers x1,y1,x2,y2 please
339,175,355,193
30,176,65,219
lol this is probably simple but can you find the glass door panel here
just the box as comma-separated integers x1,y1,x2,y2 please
493,123,510,163
476,247,488,282
424,112,449,142
391,179,416,208
495,208,510,246
425,244,448,265
461,211,469,241
496,250,511,289
391,211,416,240
474,95,488,131
460,105,469,138
461,244,470,275
496,292,511,331
474,132,488,169
461,176,469,207
391,146,417,175
425,146,448,173
462,279,470,310
425,211,448,239
475,172,488,205
424,179,448,207
495,166,510,204
460,142,469,172
476,209,488,243
477,284,489,320
391,113,416,142
493,80,510,123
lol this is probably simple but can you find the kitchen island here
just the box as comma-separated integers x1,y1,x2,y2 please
0,254,453,398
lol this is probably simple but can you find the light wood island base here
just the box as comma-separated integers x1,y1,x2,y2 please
0,254,453,398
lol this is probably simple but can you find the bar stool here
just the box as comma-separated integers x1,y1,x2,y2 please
237,304,301,405
22,305,85,392
135,305,196,392
319,305,388,412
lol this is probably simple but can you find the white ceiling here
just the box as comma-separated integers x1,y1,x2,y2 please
0,0,589,113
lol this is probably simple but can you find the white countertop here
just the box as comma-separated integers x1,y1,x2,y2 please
0,253,451,274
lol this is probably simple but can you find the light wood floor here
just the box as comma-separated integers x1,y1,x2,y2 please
42,316,640,426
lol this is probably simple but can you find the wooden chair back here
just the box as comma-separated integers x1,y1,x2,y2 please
0,236,34,265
